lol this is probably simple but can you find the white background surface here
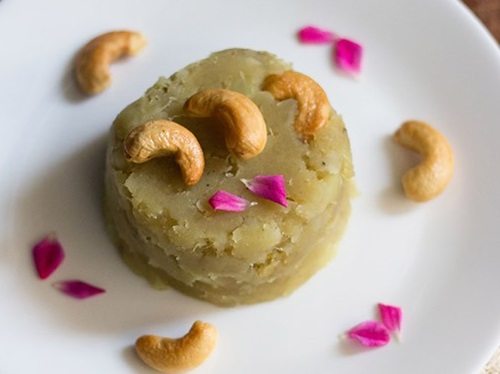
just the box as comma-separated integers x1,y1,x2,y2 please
0,0,499,373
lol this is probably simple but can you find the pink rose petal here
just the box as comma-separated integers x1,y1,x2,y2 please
32,233,65,280
346,321,390,347
378,303,402,333
298,25,336,44
334,38,363,75
53,280,105,299
208,190,250,212
241,175,288,207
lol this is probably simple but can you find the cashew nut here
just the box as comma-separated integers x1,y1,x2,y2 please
183,89,267,159
394,120,454,202
75,30,147,95
262,71,331,141
124,120,205,186
135,320,218,374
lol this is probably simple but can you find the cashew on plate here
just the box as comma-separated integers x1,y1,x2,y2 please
75,30,147,95
262,70,331,141
124,120,205,186
135,321,218,374
184,88,268,160
394,120,454,202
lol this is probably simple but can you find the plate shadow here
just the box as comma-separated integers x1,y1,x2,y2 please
377,136,418,214
14,132,220,335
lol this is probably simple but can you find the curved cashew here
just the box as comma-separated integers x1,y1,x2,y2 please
183,89,267,159
135,321,218,374
262,71,331,141
394,120,454,202
75,30,147,95
124,120,205,186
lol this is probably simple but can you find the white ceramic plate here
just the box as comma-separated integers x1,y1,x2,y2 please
1,0,499,373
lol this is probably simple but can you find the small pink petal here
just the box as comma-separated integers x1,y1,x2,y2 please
241,175,288,207
346,321,390,347
53,280,105,299
208,190,249,212
378,303,402,333
32,233,65,280
334,38,363,75
298,25,336,44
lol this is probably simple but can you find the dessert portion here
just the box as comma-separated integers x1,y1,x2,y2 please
105,48,354,306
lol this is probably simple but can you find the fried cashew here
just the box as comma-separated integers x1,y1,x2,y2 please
124,120,205,186
75,30,147,95
183,89,267,159
135,321,218,374
394,120,454,202
262,71,331,141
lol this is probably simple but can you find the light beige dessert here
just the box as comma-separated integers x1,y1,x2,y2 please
105,48,354,306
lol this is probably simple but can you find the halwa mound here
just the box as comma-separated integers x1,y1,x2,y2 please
104,49,354,306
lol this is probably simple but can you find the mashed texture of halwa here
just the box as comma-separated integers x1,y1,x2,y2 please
105,49,354,306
